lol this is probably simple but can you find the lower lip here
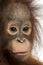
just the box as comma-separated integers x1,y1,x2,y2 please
14,52,28,56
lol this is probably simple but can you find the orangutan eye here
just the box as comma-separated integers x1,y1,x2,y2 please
10,26,17,32
23,27,29,32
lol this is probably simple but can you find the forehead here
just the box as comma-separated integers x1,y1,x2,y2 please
3,2,30,21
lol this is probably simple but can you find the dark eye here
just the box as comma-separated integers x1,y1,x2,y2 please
10,27,17,32
23,27,29,32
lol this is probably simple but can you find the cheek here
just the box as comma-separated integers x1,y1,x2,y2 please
9,39,32,53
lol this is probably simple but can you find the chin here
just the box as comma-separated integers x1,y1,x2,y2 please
11,52,30,61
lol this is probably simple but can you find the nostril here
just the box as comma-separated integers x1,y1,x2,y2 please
17,39,21,42
17,39,25,43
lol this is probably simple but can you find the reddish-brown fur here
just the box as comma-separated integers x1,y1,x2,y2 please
0,0,43,65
